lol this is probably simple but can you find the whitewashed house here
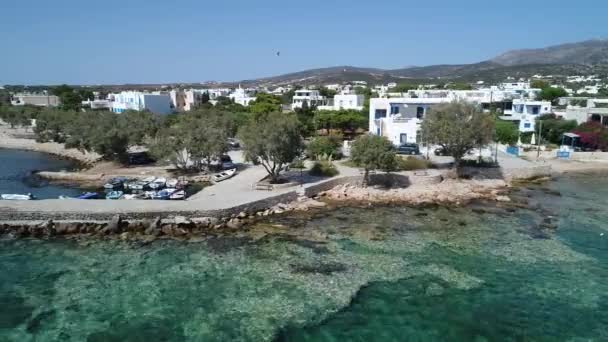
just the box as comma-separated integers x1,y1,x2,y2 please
169,89,203,112
291,89,327,110
109,91,172,115
318,93,365,111
369,97,451,145
500,99,552,132
229,87,257,106
11,93,60,107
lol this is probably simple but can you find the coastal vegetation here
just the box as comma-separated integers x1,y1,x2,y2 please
307,134,343,160
238,112,303,183
421,101,495,169
350,135,397,185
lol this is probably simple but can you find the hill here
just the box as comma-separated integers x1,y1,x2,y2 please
491,39,608,66
236,39,608,87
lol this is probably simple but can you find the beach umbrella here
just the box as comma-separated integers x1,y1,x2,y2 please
531,133,536,145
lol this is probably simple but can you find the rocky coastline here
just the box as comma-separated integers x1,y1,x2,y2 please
0,177,516,242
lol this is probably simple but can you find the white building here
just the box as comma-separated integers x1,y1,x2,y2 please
109,91,172,115
318,94,365,111
369,97,450,145
557,99,608,125
229,87,257,106
500,99,552,132
291,89,327,109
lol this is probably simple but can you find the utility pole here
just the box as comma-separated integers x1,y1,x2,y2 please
536,119,542,160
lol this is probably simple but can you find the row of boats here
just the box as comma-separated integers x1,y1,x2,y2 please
103,176,185,191
65,188,187,200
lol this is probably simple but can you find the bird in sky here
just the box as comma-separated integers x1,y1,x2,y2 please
276,51,281,57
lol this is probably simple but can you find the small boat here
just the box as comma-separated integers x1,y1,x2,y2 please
129,176,155,190
143,191,157,199
1,193,35,200
148,177,166,190
77,192,99,200
103,177,127,189
122,194,141,200
165,178,179,188
212,168,237,183
106,191,124,200
169,190,186,200
151,188,176,200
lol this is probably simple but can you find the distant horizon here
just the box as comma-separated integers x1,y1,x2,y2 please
2,0,607,85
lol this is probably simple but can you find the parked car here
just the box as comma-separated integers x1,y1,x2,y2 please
397,143,420,155
434,146,449,156
220,155,235,170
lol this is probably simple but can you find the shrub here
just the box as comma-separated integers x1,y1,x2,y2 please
289,159,305,169
309,161,339,177
459,158,499,168
396,156,432,171
307,135,342,160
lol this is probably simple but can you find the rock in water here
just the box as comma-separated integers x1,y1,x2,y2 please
145,217,161,236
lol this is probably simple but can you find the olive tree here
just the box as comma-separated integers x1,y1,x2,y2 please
350,134,397,186
238,112,303,183
421,101,494,169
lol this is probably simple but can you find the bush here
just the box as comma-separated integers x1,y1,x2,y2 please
396,156,432,171
309,157,339,177
459,158,498,168
289,159,305,169
307,135,342,160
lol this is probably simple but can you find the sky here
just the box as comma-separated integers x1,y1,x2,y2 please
1,0,607,85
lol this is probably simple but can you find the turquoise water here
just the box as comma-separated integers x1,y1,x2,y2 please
1,175,607,341
0,149,83,199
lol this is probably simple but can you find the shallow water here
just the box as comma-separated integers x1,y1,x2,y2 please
0,149,83,199
1,175,607,341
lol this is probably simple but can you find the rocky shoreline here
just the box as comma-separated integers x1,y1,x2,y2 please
0,178,514,241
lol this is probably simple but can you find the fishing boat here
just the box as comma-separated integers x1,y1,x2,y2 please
143,191,157,200
148,177,166,190
76,192,99,200
151,188,176,200
165,178,179,188
212,168,237,183
121,194,143,200
129,176,155,190
103,177,127,190
105,191,124,200
1,193,35,200
169,190,186,200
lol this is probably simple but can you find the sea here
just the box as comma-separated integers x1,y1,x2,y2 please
0,153,607,341
0,149,84,199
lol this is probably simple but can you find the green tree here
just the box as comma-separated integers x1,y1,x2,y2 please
530,80,550,89
307,134,342,160
295,100,316,136
149,110,230,171
538,87,568,104
319,87,337,98
445,83,473,90
350,135,397,186
537,114,578,144
51,84,83,111
201,91,210,104
248,93,282,117
238,112,303,182
390,83,417,93
313,109,367,135
495,120,519,146
421,101,494,170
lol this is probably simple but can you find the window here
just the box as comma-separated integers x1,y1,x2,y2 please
524,123,531,128
416,106,424,119
375,109,387,119
390,105,400,115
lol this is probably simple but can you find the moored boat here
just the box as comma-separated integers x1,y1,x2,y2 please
169,190,186,200
149,177,166,190
212,168,237,183
151,188,176,200
166,178,178,188
103,177,128,190
77,192,99,200
105,191,124,200
1,193,35,200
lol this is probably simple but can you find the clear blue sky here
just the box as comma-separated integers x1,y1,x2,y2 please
1,0,606,85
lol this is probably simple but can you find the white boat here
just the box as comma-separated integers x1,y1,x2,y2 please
129,176,155,190
151,188,176,200
149,177,166,190
143,191,157,199
212,168,237,183
122,194,139,200
166,178,178,188
169,190,186,200
1,193,35,200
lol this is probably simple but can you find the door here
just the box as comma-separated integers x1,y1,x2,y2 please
400,133,407,144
